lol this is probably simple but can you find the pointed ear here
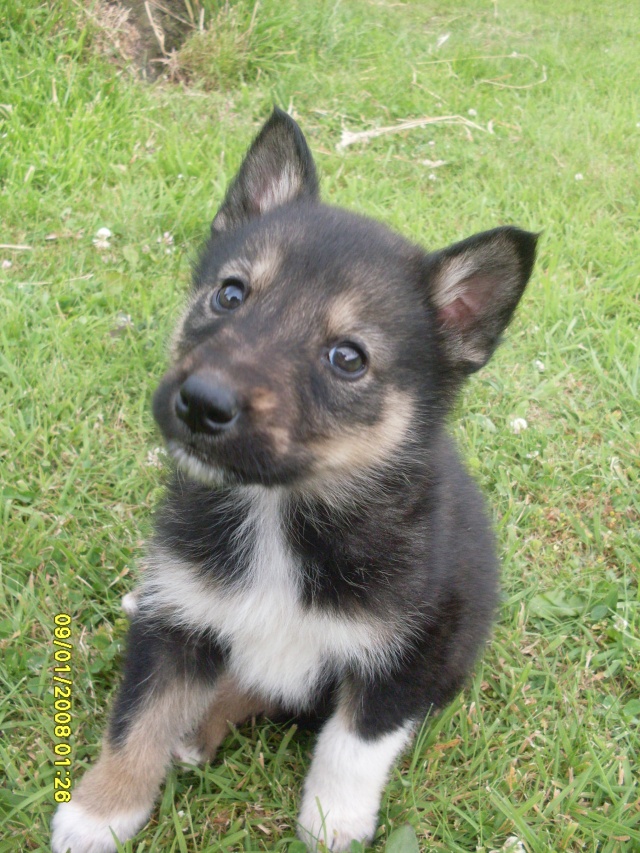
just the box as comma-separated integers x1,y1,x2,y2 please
212,107,319,234
427,226,538,372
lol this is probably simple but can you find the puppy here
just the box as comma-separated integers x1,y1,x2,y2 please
52,108,536,852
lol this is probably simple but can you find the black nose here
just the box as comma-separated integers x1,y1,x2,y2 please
175,375,239,434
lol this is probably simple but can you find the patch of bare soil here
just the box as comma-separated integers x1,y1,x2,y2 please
89,0,199,79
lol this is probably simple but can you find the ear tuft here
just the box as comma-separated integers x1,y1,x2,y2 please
428,227,538,371
212,107,319,234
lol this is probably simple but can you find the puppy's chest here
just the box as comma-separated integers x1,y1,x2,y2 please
145,494,392,707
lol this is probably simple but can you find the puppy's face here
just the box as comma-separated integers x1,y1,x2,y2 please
153,208,430,489
153,109,536,492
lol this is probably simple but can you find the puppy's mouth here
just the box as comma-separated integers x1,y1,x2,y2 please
167,442,233,487
153,376,240,480
167,439,305,488
153,371,310,488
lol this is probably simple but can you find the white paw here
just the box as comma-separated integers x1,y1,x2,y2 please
121,591,139,618
51,800,149,853
172,740,205,766
297,793,377,852
296,717,413,851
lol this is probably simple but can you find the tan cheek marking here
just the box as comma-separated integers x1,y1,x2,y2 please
310,389,415,474
250,389,293,455
269,425,292,456
248,375,298,458
250,386,279,416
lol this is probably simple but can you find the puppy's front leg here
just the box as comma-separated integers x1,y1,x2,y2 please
51,620,222,853
174,672,279,766
298,708,414,852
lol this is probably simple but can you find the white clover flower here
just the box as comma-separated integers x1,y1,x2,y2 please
146,447,166,468
92,238,110,250
575,173,584,181
115,312,134,329
613,614,629,632
96,227,112,239
503,839,527,853
510,417,528,434
534,359,545,372
2,259,12,270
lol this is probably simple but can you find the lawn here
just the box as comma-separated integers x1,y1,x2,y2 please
0,1,638,851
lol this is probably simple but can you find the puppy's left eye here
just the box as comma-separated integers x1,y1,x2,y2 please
213,278,246,312
327,343,367,377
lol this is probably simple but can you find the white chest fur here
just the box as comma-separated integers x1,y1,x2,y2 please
141,488,399,708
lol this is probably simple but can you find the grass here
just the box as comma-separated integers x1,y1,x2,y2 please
1,0,638,850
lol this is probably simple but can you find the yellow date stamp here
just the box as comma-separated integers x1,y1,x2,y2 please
52,613,73,803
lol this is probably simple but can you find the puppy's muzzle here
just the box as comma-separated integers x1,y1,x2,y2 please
175,374,239,435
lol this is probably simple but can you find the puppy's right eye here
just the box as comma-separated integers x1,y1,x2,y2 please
327,343,368,378
212,278,246,312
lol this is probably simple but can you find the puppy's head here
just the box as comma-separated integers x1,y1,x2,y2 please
153,108,537,493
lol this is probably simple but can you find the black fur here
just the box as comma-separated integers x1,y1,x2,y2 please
154,479,252,582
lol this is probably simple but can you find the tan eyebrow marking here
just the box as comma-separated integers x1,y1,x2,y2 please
325,293,393,364
218,244,282,293
326,293,366,338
